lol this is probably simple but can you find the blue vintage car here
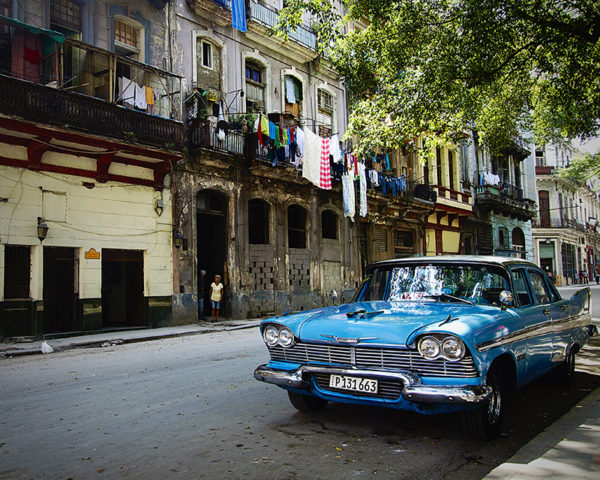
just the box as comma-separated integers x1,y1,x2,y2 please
254,256,596,439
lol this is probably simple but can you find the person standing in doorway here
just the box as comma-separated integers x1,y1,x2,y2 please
209,274,224,322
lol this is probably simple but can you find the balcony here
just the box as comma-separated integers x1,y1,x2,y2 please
533,217,588,232
249,1,317,51
475,182,536,220
0,17,184,150
433,185,472,212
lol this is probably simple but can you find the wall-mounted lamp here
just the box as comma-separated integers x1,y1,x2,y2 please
155,199,164,216
173,230,184,249
37,217,49,242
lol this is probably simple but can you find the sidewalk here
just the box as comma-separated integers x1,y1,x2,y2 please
0,318,261,357
485,386,600,479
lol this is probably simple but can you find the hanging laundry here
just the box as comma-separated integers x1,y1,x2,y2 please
319,137,332,190
385,154,391,171
231,0,247,32
329,134,342,163
145,86,154,113
301,128,323,188
342,173,356,222
135,83,147,110
269,121,276,140
260,115,270,138
119,77,136,107
295,127,305,158
358,162,367,217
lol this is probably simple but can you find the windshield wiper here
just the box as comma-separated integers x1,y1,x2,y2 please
347,309,385,318
424,293,474,305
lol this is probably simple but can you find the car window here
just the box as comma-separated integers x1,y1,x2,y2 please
528,269,551,304
361,269,390,301
511,268,532,306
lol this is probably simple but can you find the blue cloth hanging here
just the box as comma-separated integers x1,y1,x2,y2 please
232,0,247,32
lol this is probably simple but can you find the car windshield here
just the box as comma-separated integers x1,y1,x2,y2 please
357,263,510,304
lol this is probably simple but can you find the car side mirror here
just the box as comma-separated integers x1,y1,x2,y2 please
499,290,514,310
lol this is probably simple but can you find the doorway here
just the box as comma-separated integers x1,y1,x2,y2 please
43,247,78,333
196,190,228,319
102,249,144,328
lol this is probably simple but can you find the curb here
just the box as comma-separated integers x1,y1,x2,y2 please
0,322,260,358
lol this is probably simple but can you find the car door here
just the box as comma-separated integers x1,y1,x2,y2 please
509,267,554,382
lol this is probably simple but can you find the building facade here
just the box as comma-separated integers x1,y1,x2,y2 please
532,144,600,285
0,0,183,338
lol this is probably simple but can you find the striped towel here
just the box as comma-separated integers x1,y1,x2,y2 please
319,137,331,190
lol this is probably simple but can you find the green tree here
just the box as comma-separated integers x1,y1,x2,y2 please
274,1,600,158
559,152,600,182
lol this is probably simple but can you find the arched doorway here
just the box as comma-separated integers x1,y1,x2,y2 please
512,227,526,259
196,190,228,319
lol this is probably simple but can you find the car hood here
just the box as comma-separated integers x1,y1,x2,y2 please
286,301,497,346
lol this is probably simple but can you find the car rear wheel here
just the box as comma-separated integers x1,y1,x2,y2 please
554,348,576,385
288,391,328,413
460,370,504,440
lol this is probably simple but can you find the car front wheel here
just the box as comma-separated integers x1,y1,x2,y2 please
460,371,504,440
288,391,328,413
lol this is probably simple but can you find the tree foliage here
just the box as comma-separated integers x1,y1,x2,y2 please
559,152,600,183
274,1,600,158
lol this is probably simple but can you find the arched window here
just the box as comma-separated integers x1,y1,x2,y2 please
321,210,338,240
284,75,303,118
288,205,307,249
249,199,270,244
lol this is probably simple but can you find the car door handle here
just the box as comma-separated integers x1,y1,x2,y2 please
543,308,551,317
560,305,568,311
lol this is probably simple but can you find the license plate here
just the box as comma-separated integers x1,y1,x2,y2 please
329,374,378,393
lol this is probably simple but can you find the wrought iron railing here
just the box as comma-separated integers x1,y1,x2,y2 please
250,1,317,50
189,119,246,155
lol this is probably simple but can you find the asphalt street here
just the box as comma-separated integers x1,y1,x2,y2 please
1,318,599,480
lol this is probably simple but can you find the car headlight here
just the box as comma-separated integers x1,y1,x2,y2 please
441,336,466,361
278,327,295,348
263,326,279,346
418,336,441,359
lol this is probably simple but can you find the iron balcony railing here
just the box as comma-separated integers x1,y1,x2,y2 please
534,217,588,231
249,1,317,50
0,17,184,149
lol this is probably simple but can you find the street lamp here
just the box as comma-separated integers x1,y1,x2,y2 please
37,217,49,242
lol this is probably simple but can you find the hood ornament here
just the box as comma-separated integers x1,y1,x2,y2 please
321,334,378,344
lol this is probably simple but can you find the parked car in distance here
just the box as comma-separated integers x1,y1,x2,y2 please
254,256,596,439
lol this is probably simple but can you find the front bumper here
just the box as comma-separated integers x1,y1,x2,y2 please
254,364,492,404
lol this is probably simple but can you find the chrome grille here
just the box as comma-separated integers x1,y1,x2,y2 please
311,373,403,400
268,342,478,378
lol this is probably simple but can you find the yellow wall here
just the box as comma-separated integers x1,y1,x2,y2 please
0,164,173,301
443,230,460,253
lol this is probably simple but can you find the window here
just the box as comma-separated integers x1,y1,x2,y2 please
284,75,303,117
321,210,338,240
448,150,455,190
51,0,81,32
498,226,509,248
528,270,551,304
394,230,414,257
202,41,213,68
288,205,307,249
511,268,532,306
114,20,139,50
245,60,265,113
249,199,269,245
535,149,545,166
538,190,550,227
436,147,442,186
4,246,30,299
374,227,387,252
318,89,333,113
